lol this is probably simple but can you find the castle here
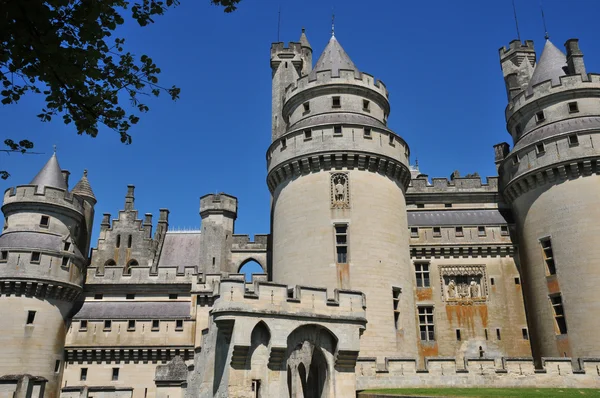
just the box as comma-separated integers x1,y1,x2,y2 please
1,27,600,398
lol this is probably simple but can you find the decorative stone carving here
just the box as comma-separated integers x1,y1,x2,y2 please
330,172,350,209
439,265,487,303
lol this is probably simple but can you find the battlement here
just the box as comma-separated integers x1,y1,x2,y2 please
408,176,499,194
231,234,268,247
499,40,535,58
213,279,366,320
270,41,302,57
508,73,600,116
284,69,388,104
199,193,237,219
357,356,600,389
3,185,85,215
87,265,196,284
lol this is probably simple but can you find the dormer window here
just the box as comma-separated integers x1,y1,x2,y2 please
568,101,579,113
363,99,370,112
303,102,310,113
40,216,49,227
535,111,545,123
332,96,341,108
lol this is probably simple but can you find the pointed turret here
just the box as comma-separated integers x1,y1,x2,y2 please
309,35,358,79
299,28,311,49
71,169,96,204
299,28,313,76
30,153,68,191
526,40,567,94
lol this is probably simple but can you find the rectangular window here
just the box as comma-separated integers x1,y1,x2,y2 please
64,242,71,251
514,277,520,285
80,320,88,331
104,320,112,331
416,203,425,208
568,101,579,113
540,237,556,275
536,142,545,155
40,215,49,227
568,134,579,146
456,329,461,341
303,102,310,113
280,138,286,149
490,277,495,286
410,227,419,238
175,320,184,331
512,156,519,166
26,310,36,324
80,368,88,381
363,99,370,111
392,287,401,330
418,306,435,341
334,225,348,264
112,368,119,381
126,293,135,300
432,227,441,238
152,320,160,331
128,320,135,331
61,257,69,267
478,226,486,237
484,328,488,340
0,250,7,262
415,262,430,288
31,252,41,263
304,129,312,140
169,294,178,300
522,328,529,340
501,225,509,236
444,203,452,208
363,127,371,138
333,125,342,135
550,294,568,334
389,134,395,145
496,328,501,340
54,360,61,373
536,111,545,123
332,96,341,108
94,293,103,300
455,226,464,237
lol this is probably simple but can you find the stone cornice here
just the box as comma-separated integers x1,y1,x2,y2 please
65,347,194,364
410,244,516,259
266,150,412,193
0,278,82,302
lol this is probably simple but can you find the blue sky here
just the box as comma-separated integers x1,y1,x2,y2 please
1,0,598,265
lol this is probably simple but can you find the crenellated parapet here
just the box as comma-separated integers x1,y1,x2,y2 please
86,264,196,284
3,185,85,217
356,356,600,389
408,176,499,193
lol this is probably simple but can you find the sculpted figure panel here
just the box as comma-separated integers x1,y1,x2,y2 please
330,173,350,209
439,265,487,303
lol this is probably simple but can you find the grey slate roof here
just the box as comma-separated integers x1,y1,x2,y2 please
514,116,600,152
157,232,201,270
73,301,191,319
299,29,311,49
0,231,83,257
309,36,358,79
526,40,567,95
29,154,68,191
407,210,511,227
290,113,390,133
71,170,96,202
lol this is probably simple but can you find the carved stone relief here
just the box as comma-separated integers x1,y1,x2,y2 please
330,173,350,209
439,265,487,304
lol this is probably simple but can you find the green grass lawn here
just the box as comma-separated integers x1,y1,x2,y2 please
361,388,600,397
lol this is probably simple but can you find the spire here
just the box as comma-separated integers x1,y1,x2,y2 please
299,28,311,49
29,153,68,191
71,169,96,204
309,36,358,79
526,39,567,95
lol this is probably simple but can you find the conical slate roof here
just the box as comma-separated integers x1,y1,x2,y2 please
299,28,311,49
30,153,68,191
526,40,567,95
309,35,358,79
71,170,96,203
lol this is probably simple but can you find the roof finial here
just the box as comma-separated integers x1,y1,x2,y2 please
540,0,549,40
512,0,521,42
331,9,335,37
83,169,88,177
53,144,57,154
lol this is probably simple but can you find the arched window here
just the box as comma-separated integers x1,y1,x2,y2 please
127,235,132,248
238,259,263,282
104,259,116,267
116,234,121,248
123,259,138,276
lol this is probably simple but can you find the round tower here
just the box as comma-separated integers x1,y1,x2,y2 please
0,154,95,397
268,32,417,358
498,39,600,360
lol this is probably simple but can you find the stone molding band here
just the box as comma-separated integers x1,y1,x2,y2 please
65,347,194,364
0,278,82,302
410,245,515,259
502,156,600,203
267,151,411,193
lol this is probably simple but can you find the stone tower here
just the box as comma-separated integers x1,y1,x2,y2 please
497,39,600,360
0,154,95,397
267,31,417,359
199,193,237,273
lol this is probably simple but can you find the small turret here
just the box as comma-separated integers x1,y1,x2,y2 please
299,28,312,76
499,40,536,101
199,193,237,274
71,169,96,257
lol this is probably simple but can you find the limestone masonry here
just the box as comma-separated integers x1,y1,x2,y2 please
1,28,600,398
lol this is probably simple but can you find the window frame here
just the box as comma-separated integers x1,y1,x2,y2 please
304,129,312,140
568,134,579,147
410,227,419,238
104,320,112,331
80,368,88,381
535,110,546,123
332,96,341,108
392,287,401,330
415,262,430,288
26,310,36,325
302,101,310,114
363,99,370,112
112,367,120,381
79,320,88,331
40,215,50,228
31,251,41,264
455,226,464,237
550,293,568,335
334,224,349,264
418,306,435,341
540,237,556,275
175,319,184,331
568,101,579,113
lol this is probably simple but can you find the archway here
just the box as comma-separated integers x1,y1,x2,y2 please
238,259,264,282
